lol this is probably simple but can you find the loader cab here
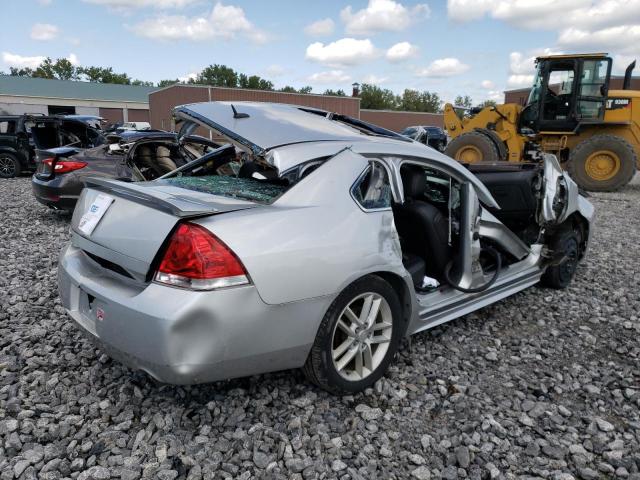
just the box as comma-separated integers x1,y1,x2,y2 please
520,55,612,132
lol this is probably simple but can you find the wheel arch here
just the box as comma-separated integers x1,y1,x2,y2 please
369,271,415,334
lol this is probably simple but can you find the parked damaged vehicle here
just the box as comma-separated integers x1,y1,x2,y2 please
58,101,594,394
0,114,105,178
32,130,220,211
400,125,448,151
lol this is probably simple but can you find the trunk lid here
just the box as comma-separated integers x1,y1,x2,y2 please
71,178,258,281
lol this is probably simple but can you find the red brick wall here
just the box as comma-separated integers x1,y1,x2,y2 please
149,85,359,131
99,107,123,125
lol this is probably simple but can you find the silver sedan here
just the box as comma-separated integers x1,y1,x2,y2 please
58,101,594,393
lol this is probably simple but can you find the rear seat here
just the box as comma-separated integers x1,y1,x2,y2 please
465,162,542,227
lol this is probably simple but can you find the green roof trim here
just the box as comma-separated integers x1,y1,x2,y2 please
0,75,158,103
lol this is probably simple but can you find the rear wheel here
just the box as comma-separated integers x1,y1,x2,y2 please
541,230,580,289
566,134,636,191
0,153,20,178
303,275,402,394
444,131,501,164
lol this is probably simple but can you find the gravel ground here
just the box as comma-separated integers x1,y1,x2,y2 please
1,176,639,480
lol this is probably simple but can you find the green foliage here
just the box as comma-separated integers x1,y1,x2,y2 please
194,64,238,87
454,95,473,108
477,99,497,108
323,89,346,96
279,85,313,94
359,83,398,110
238,73,274,91
157,79,180,88
398,89,442,113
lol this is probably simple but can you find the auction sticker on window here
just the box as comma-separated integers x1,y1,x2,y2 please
78,194,114,236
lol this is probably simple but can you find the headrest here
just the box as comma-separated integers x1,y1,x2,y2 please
156,146,171,157
137,146,152,156
401,165,426,199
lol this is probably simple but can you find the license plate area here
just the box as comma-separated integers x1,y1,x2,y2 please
78,289,107,336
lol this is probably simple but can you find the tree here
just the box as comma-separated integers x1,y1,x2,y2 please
323,88,346,96
11,57,80,81
131,79,155,86
359,83,398,110
51,58,78,80
279,85,313,94
452,95,474,119
399,89,442,113
477,99,497,109
9,67,34,77
238,73,273,91
194,64,238,87
158,79,180,87
298,86,313,94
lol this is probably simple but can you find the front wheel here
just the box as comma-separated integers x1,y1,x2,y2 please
541,230,580,289
444,131,500,164
0,153,21,178
303,275,403,394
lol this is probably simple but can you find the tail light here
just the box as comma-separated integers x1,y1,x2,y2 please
41,158,88,175
154,222,249,290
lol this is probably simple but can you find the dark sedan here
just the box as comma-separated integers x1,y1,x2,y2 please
31,131,220,211
400,125,448,151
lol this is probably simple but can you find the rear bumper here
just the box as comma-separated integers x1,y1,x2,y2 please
58,244,329,384
31,175,80,211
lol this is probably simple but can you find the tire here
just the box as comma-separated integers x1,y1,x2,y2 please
541,230,580,289
566,134,637,192
444,131,501,164
303,275,403,394
0,153,21,178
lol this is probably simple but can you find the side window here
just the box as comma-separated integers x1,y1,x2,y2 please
352,162,391,210
0,121,16,134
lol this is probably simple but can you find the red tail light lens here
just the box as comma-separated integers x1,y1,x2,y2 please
42,158,88,174
154,222,249,290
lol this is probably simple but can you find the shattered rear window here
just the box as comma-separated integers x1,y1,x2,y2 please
158,176,288,204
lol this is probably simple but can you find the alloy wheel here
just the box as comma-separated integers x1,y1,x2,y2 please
331,292,393,381
0,155,16,177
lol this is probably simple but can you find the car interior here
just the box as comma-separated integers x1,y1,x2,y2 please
392,161,543,293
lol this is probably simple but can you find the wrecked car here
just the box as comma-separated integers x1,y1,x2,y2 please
0,114,105,178
31,130,220,211
57,101,594,394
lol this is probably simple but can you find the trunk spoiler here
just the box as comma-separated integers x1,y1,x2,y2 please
83,177,252,218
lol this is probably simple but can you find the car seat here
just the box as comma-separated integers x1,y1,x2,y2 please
393,165,453,282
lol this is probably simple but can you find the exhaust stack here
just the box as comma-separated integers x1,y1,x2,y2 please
623,60,636,90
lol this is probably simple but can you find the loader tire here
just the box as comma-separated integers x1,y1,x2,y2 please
566,134,636,192
445,131,501,164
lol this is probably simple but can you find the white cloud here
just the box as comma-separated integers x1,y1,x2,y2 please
306,38,377,66
416,57,470,77
341,0,430,35
178,72,198,82
307,70,352,84
386,42,418,62
507,48,562,87
558,24,640,53
264,64,285,77
2,52,47,69
67,53,79,65
30,23,59,41
304,18,335,37
130,2,269,43
448,0,640,30
481,79,495,89
83,0,198,9
362,74,388,84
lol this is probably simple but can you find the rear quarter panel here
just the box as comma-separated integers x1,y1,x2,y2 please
194,150,407,305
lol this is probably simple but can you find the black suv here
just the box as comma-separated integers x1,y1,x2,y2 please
0,115,106,178
400,125,448,152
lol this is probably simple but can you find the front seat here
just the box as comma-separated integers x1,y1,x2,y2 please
155,145,177,174
393,166,452,281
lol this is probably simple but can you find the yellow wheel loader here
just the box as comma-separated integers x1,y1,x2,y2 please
444,53,639,191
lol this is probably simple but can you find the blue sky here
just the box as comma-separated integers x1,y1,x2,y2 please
1,0,638,104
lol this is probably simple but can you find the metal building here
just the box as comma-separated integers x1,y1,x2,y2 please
0,75,157,125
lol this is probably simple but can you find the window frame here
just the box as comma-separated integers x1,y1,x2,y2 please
350,159,394,213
